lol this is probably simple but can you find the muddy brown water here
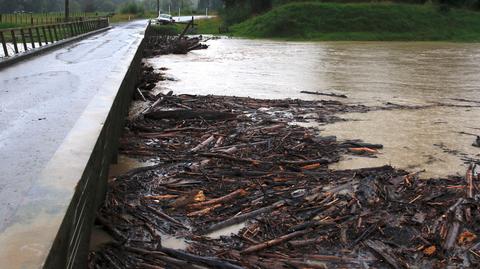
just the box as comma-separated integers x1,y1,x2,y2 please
146,39,480,179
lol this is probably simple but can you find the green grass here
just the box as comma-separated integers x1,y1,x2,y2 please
0,22,18,29
231,2,480,41
195,17,223,34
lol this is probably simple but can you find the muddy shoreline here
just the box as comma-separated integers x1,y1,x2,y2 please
86,62,480,269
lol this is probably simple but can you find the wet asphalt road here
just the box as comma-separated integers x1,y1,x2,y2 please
0,20,147,231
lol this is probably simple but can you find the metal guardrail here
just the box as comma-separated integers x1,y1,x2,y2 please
0,18,109,58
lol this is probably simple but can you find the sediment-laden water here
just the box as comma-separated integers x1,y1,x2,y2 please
147,39,480,178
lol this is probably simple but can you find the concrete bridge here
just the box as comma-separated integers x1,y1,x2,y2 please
0,20,148,269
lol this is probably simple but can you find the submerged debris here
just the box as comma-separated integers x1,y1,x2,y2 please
88,65,480,269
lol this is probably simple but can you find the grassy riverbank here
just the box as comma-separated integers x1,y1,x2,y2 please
231,3,480,41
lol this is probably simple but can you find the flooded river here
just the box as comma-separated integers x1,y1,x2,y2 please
147,39,480,178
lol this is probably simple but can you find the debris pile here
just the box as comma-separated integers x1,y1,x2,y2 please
144,20,209,56
88,66,480,269
144,35,208,56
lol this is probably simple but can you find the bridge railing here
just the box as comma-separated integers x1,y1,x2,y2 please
0,12,110,25
0,18,109,59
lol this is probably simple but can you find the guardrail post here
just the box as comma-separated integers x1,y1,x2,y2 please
20,29,28,52
11,30,19,53
28,28,35,48
0,32,8,57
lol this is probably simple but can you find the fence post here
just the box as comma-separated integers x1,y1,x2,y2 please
20,28,28,52
11,30,19,53
36,27,42,46
0,32,8,57
69,23,74,37
53,25,59,41
42,26,49,44
47,26,54,43
28,28,35,48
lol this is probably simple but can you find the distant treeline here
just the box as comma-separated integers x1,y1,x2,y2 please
0,0,224,14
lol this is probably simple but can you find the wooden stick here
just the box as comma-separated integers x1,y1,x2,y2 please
279,158,330,166
191,135,215,152
127,246,245,269
200,153,269,165
466,164,474,198
364,240,402,269
203,200,285,234
241,229,309,254
190,189,248,209
187,204,222,217
137,88,147,102
288,237,323,247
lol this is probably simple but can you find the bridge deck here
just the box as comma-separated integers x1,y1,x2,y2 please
0,20,146,268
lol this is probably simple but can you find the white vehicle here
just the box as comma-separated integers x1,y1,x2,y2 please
156,14,174,24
